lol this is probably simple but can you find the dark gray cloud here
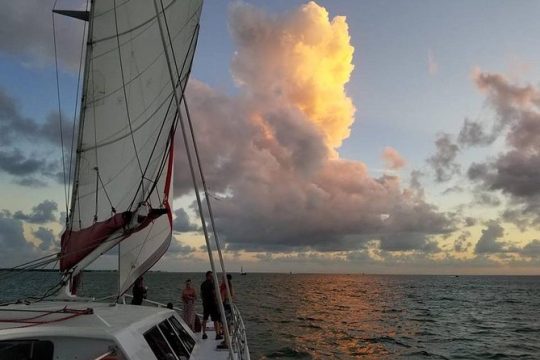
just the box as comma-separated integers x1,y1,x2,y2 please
475,221,506,254
501,208,532,232
466,72,540,226
0,89,72,186
0,211,39,266
168,236,196,257
408,170,424,198
0,89,74,147
454,231,471,252
172,208,199,233
0,149,45,176
457,118,496,147
379,232,440,253
14,177,48,187
33,227,57,251
473,191,501,207
520,239,540,257
0,0,86,69
13,200,58,224
426,133,460,182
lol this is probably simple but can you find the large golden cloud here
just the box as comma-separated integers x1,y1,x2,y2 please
229,1,356,151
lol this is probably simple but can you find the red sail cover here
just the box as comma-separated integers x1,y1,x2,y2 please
60,213,129,271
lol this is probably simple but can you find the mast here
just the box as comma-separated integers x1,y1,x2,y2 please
54,1,94,291
67,2,94,232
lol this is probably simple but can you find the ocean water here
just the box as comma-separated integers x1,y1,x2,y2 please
1,272,539,359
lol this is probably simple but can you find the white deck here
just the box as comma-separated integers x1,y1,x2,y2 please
0,300,246,359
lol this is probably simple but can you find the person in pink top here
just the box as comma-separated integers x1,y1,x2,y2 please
182,279,197,330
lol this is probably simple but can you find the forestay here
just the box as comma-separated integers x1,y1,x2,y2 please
60,0,202,295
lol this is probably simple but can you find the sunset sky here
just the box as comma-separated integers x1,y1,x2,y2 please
1,0,539,274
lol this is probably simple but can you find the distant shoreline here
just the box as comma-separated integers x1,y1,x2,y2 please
1,269,538,276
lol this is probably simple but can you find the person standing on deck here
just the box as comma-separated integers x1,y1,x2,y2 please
131,276,147,305
200,271,222,340
182,279,197,330
217,274,234,349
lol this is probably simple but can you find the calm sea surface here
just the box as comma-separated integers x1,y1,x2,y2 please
1,272,539,359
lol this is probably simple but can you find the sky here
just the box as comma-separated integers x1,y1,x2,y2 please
0,0,540,274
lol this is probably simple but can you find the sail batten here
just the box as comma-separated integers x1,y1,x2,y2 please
61,0,203,293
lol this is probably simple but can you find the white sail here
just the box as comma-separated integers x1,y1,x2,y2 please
61,0,202,295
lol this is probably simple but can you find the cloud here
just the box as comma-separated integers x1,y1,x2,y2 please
229,1,355,150
473,191,501,207
0,0,87,69
0,89,73,147
172,2,453,254
466,70,540,225
14,177,48,187
458,118,496,147
168,236,197,257
454,231,471,252
13,200,58,224
426,133,460,182
172,208,199,233
427,49,438,76
0,89,70,185
379,233,440,253
33,227,57,251
0,211,40,266
475,221,506,254
382,147,406,170
0,149,45,176
520,239,540,257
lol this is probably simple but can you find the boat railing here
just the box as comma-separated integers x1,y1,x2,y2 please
122,295,250,360
230,303,250,360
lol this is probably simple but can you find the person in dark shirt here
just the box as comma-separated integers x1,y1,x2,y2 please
131,276,147,305
200,271,222,340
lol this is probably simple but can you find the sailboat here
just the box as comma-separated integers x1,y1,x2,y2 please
241,267,246,276
0,1,250,359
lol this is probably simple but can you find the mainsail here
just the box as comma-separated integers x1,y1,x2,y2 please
59,0,202,295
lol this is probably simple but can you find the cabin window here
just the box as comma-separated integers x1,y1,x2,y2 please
0,340,54,360
144,326,177,360
168,317,195,353
158,321,190,360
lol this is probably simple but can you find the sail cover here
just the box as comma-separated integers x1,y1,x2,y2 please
61,0,202,295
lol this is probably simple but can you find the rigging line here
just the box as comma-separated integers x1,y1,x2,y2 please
0,259,60,283
127,94,176,211
183,93,237,321
0,255,59,279
52,3,69,217
91,38,100,221
94,168,99,222
4,253,59,271
67,0,90,217
97,171,116,213
112,0,146,197
153,1,236,356
137,17,202,204
162,2,235,313
160,0,201,86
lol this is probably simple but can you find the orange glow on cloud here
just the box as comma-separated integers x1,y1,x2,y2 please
230,1,356,152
